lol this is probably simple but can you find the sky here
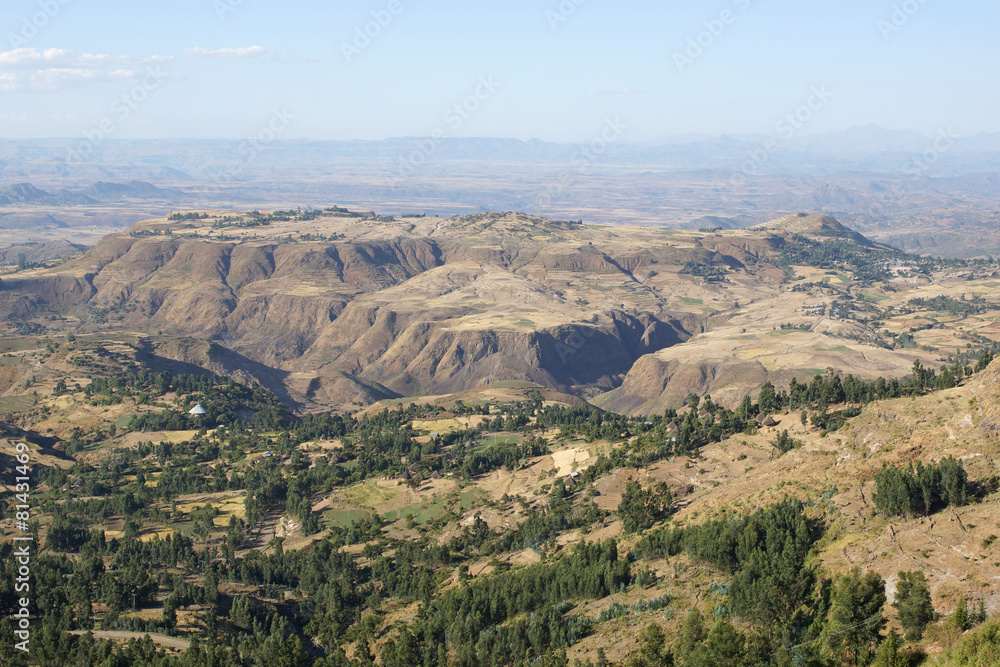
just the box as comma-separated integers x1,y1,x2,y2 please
1,0,998,143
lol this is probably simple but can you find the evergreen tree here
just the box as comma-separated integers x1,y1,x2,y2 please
895,570,934,640
871,630,909,667
825,568,886,666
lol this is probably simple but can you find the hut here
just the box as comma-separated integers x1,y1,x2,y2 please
760,415,779,428
189,404,207,416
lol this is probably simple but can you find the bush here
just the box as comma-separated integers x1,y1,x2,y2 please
938,617,1000,665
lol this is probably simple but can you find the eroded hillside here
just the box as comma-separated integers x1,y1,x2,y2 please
1,209,998,414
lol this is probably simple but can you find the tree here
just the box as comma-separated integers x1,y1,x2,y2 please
952,596,970,632
162,593,179,631
618,481,673,534
874,465,913,517
871,631,909,667
895,570,934,640
773,429,798,454
705,619,746,667
676,608,707,661
938,456,968,507
626,622,674,667
758,381,778,415
825,568,886,666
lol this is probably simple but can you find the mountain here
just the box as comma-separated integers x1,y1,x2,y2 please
82,180,186,201
787,124,932,154
749,212,880,247
0,239,85,265
0,182,66,205
2,208,994,415
0,180,183,205
1,207,999,664
3,134,1000,259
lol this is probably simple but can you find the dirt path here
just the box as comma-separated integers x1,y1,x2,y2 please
69,630,191,651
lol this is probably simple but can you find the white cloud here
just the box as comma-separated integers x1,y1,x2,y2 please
0,48,171,92
0,72,19,93
32,67,140,90
0,68,153,93
183,46,266,59
0,47,170,69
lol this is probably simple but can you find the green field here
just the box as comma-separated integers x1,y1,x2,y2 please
0,395,35,414
323,507,373,527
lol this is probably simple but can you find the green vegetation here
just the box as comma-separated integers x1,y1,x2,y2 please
895,570,934,640
617,481,673,534
0,331,997,666
873,457,968,518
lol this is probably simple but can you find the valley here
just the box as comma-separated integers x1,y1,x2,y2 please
1,207,999,666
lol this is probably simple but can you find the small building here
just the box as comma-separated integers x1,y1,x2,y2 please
189,404,207,416
760,415,779,428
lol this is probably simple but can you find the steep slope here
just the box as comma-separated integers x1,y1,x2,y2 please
751,211,879,247
0,239,85,265
1,209,996,413
641,357,1000,622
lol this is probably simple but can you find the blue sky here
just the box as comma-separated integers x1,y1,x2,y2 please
1,0,997,142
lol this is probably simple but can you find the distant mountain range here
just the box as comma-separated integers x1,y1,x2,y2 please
0,180,184,206
2,126,1000,258
3,126,1000,179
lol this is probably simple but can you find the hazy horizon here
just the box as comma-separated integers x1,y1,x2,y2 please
2,0,998,144
2,123,997,145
